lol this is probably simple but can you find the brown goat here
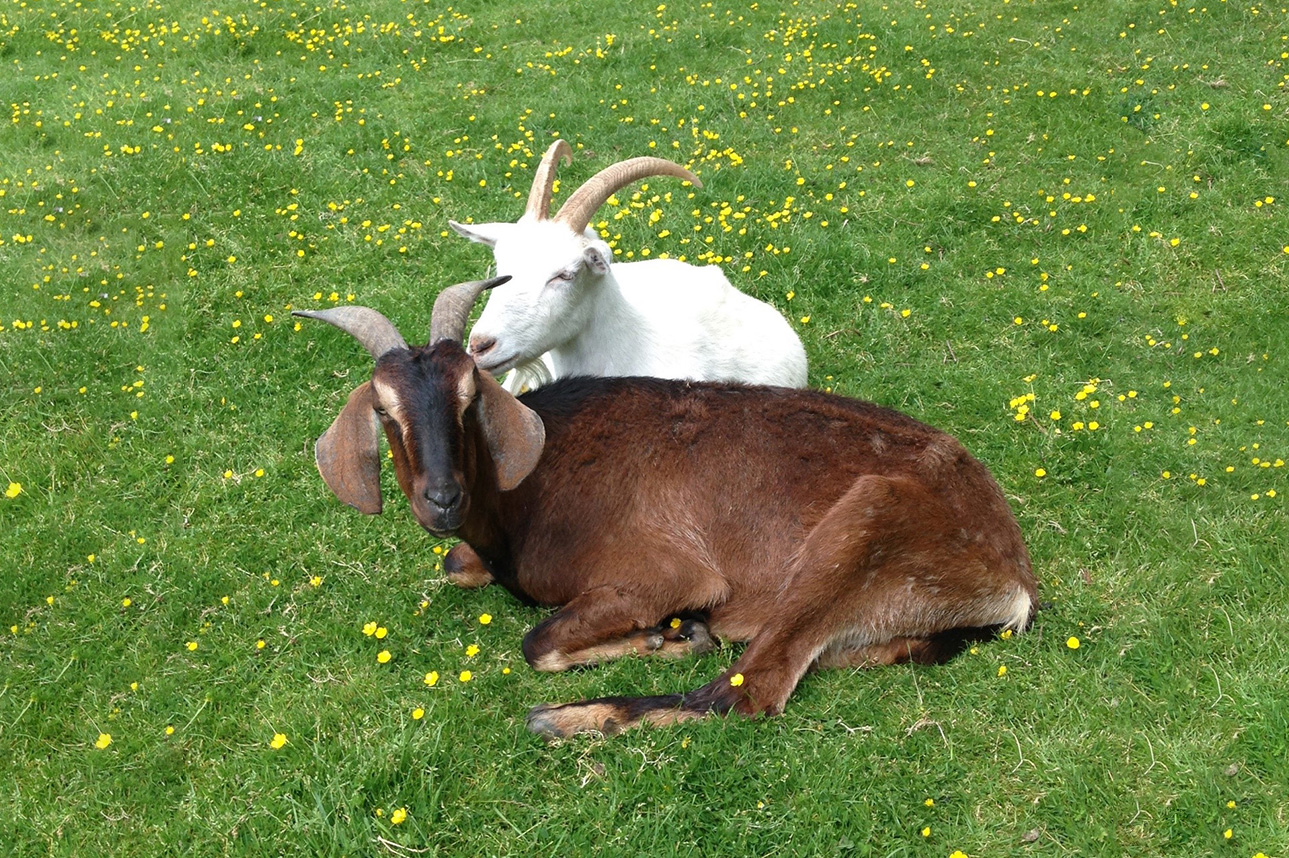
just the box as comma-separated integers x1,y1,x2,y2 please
295,279,1037,737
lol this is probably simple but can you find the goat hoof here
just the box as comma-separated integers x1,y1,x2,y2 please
444,543,495,589
678,620,716,653
446,568,494,589
642,632,665,653
526,704,566,739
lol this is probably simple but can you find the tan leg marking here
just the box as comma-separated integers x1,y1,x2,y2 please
444,543,495,589
531,619,716,672
527,700,708,738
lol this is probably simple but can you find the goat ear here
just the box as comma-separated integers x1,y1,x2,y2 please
314,382,384,515
582,239,612,275
448,219,509,248
475,370,546,491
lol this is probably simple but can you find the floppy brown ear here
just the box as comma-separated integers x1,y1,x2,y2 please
314,382,383,514
475,370,546,491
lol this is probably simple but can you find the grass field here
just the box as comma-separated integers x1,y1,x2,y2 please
2,0,1287,854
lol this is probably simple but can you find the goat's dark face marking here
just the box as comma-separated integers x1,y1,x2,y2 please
347,341,544,537
371,345,478,536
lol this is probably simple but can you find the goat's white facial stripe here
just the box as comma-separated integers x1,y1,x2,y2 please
370,380,405,426
456,370,477,408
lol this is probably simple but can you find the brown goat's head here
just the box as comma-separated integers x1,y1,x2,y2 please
294,278,546,536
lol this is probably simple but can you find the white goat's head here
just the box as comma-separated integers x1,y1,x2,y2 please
449,140,701,376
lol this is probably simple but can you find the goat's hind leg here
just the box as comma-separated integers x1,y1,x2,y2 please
706,474,1034,715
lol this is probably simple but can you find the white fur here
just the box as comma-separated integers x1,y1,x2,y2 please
996,585,1036,633
449,217,808,393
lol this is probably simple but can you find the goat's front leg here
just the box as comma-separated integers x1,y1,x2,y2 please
521,586,713,672
444,542,495,589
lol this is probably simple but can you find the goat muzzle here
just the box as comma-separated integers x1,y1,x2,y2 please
468,334,498,360
424,483,462,514
410,472,468,535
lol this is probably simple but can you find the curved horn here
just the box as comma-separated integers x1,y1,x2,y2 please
524,139,573,221
553,157,702,236
292,306,407,360
429,276,512,345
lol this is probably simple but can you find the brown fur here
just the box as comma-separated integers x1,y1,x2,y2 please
443,543,495,589
310,342,1037,737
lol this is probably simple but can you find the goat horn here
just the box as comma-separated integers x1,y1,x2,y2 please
292,306,408,360
524,139,573,221
553,157,702,236
429,276,512,345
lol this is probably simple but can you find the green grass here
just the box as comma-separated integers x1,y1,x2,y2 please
2,0,1287,855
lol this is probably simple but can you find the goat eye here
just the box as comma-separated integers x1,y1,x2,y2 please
374,406,388,417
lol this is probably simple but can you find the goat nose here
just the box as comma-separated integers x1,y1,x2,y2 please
469,334,496,357
424,484,462,512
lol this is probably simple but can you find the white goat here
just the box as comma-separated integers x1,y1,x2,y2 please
449,140,808,392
